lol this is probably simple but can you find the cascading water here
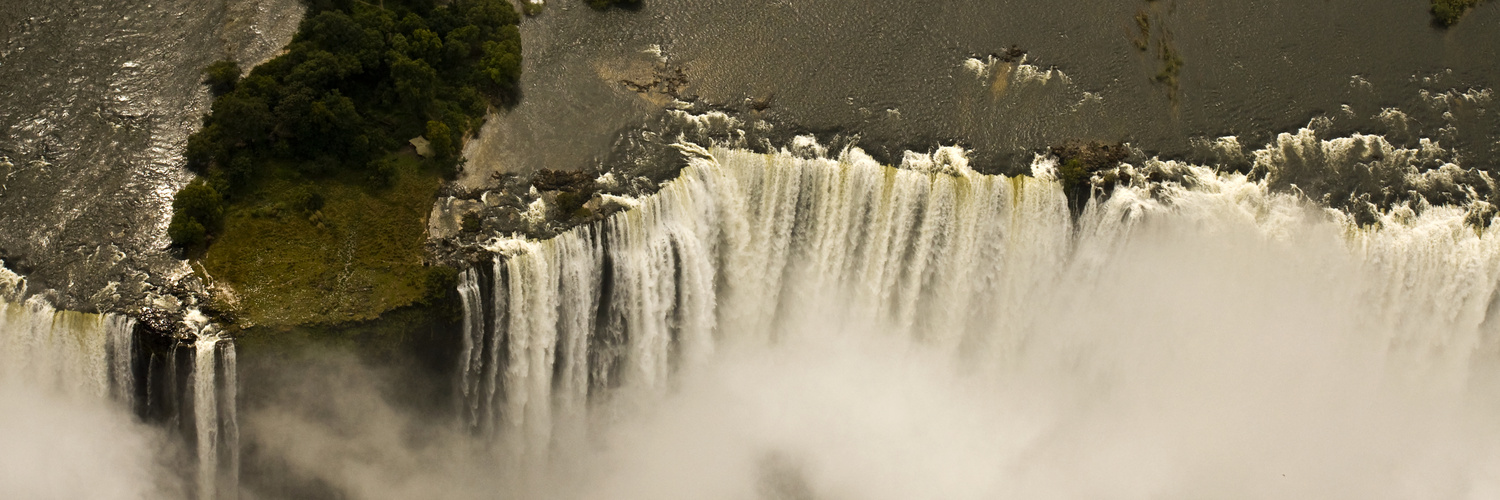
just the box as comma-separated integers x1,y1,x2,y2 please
0,293,240,499
193,328,239,500
107,314,139,404
458,143,1500,498
459,145,1070,456
0,297,137,402
0,297,163,499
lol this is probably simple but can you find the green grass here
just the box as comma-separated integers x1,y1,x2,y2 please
201,152,449,328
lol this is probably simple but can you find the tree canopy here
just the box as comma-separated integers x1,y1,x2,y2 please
171,0,522,248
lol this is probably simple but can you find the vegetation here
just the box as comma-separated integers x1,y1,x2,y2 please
1050,141,1130,215
1432,0,1488,25
1133,0,1181,102
1131,11,1150,51
200,153,451,327
460,212,482,233
202,60,242,96
168,179,224,248
171,0,522,250
172,0,524,327
1155,38,1183,89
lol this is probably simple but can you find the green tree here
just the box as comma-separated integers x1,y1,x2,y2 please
391,55,439,108
184,124,225,173
167,213,207,248
477,38,521,90
173,179,224,229
397,12,429,34
463,0,521,29
1432,0,1484,25
169,179,224,247
409,29,445,63
225,155,255,193
299,10,381,57
426,120,454,159
286,50,364,91
444,25,481,61
203,60,241,96
210,93,274,146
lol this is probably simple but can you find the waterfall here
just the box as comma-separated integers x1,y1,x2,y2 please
194,332,238,500
458,267,487,431
0,298,138,403
458,145,1077,455
459,229,604,458
0,296,242,499
107,314,138,405
458,143,1500,482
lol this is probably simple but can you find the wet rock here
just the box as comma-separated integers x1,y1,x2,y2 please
1049,140,1133,213
531,169,596,192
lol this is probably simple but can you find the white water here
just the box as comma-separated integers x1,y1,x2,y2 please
0,298,168,499
0,298,137,403
194,331,238,500
108,313,138,403
455,144,1500,498
0,296,240,499
195,333,218,500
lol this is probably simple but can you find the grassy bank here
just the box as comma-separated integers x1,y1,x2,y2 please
172,0,521,328
200,153,454,327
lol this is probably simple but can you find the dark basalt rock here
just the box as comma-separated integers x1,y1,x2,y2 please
1050,140,1134,214
531,169,597,193
1050,141,1131,171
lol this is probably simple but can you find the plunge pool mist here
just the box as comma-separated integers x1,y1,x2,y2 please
252,146,1500,499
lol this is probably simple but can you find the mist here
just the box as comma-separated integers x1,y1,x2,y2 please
237,152,1500,499
558,208,1500,500
0,379,183,499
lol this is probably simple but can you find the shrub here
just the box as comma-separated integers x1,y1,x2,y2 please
426,120,454,159
460,212,482,232
172,179,224,231
1432,0,1486,25
370,157,402,188
287,185,325,215
203,60,241,96
168,214,208,248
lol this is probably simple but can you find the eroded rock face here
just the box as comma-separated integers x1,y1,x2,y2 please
428,166,657,268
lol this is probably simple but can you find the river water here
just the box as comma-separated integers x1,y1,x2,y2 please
3,0,1500,498
0,0,301,310
464,0,1500,185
